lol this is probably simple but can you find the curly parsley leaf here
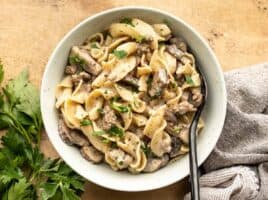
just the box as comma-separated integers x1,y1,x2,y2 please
80,119,92,126
185,75,194,85
111,101,130,113
113,50,127,59
120,18,135,27
107,125,124,138
0,64,85,200
2,178,35,200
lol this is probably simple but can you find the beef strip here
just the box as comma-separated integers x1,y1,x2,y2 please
143,154,169,172
58,117,89,146
80,146,103,163
70,46,101,75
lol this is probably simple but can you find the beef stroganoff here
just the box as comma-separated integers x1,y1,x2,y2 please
55,18,204,173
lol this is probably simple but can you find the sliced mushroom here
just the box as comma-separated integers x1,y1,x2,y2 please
58,118,89,146
80,146,103,163
148,68,169,97
70,46,101,75
65,65,77,75
169,37,187,52
166,44,184,59
169,136,182,158
143,154,169,172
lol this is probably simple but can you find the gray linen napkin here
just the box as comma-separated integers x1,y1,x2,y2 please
185,63,268,200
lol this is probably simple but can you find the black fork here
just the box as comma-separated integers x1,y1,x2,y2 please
188,65,207,200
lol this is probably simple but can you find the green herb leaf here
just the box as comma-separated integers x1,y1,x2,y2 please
69,56,86,71
107,125,124,137
135,36,145,43
163,19,171,27
92,131,105,136
146,76,153,87
141,144,151,157
61,185,80,200
3,178,35,200
113,50,127,59
0,64,85,199
111,101,130,113
90,43,99,49
97,108,104,116
185,75,194,85
80,119,92,126
120,18,135,27
39,183,58,200
173,126,182,133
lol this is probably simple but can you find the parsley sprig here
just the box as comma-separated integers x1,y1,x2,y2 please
185,75,194,85
113,50,127,59
120,18,135,27
0,63,85,199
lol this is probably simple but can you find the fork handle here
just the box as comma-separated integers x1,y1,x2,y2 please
189,108,203,200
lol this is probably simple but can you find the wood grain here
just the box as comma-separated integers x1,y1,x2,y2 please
1,0,267,199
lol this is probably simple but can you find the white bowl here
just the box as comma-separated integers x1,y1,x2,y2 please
41,6,227,192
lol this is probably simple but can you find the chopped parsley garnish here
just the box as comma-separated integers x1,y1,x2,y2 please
141,144,152,157
135,35,146,43
80,119,92,126
111,101,130,113
163,19,171,27
185,75,194,85
158,41,166,47
0,66,84,199
170,81,178,89
146,76,153,87
90,43,99,49
107,125,124,138
110,142,117,148
69,55,86,71
113,50,127,59
173,126,182,133
92,131,105,136
102,138,110,144
120,17,135,27
97,108,104,116
118,161,124,165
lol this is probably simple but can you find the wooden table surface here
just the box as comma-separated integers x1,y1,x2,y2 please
1,0,268,199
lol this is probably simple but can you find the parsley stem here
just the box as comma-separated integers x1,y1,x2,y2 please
0,111,31,144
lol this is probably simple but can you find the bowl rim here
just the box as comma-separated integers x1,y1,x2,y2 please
41,6,227,192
